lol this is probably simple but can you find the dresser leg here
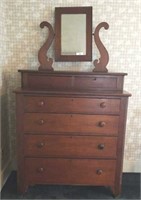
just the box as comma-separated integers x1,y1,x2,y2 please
110,185,121,198
17,183,28,194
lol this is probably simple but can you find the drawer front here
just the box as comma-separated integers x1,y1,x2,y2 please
24,135,117,158
22,72,123,90
23,114,119,135
25,158,116,185
24,96,120,114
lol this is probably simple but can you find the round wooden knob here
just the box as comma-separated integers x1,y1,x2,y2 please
100,102,106,108
96,169,103,175
37,167,44,173
99,121,106,127
37,142,44,148
38,101,45,107
38,119,45,125
98,144,105,150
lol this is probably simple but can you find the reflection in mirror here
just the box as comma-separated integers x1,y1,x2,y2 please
55,7,92,62
61,14,86,56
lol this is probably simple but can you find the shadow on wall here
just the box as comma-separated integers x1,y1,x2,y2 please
1,70,11,188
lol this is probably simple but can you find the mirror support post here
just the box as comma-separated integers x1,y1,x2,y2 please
38,21,55,71
93,22,109,72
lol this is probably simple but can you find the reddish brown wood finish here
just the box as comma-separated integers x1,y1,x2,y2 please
24,135,117,158
55,7,92,61
15,70,131,197
24,96,120,114
38,21,55,71
23,113,119,135
19,70,126,91
93,22,109,72
25,158,116,185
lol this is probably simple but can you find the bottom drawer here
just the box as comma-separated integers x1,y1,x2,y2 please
25,158,116,186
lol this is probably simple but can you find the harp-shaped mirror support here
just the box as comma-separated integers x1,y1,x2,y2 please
38,21,55,71
37,8,109,73
93,22,109,72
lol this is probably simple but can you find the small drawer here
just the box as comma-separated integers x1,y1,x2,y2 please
24,96,120,114
24,135,117,158
25,158,116,185
74,76,117,90
23,113,119,135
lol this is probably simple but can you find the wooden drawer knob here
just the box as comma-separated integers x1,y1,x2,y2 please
100,102,106,108
38,101,45,107
96,169,103,175
37,142,44,148
99,121,106,127
38,119,45,125
37,167,44,173
98,144,105,150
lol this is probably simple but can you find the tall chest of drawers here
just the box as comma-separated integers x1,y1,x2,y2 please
15,70,131,196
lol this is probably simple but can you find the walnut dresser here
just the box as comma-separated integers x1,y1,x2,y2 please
15,70,131,197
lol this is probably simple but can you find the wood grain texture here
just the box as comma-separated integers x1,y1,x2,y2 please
24,96,120,114
93,22,109,72
38,21,55,71
25,158,116,185
24,135,117,158
15,70,131,197
23,113,119,135
19,70,126,91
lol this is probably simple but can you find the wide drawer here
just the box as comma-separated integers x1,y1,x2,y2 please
24,96,120,114
23,114,119,135
24,135,117,158
20,71,125,91
25,158,116,185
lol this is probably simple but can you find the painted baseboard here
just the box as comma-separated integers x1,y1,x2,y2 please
123,159,141,172
0,159,12,191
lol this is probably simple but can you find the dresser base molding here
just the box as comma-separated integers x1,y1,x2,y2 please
15,70,131,197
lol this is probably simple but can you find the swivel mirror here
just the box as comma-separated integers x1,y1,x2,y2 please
55,7,92,61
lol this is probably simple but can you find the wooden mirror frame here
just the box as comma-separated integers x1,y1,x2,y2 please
38,7,109,72
55,7,92,62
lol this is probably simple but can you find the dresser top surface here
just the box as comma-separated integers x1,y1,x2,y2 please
14,88,131,97
18,70,127,76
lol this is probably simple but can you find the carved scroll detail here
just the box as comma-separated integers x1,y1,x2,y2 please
38,21,55,71
93,22,109,72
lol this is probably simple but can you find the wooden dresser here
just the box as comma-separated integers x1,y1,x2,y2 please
15,70,131,197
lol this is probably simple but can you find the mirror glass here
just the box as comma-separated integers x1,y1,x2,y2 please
61,14,86,55
55,7,92,61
